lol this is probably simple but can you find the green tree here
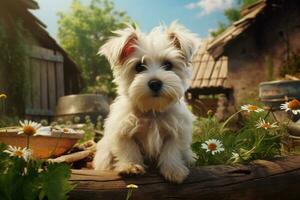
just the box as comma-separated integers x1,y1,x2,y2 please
0,22,31,116
57,0,131,95
210,0,259,37
224,8,241,23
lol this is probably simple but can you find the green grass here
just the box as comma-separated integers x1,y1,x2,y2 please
192,108,285,166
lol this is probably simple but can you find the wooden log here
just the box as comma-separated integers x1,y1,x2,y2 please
48,149,92,163
69,156,300,200
285,74,299,80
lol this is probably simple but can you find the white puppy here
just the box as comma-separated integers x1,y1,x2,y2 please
93,22,199,183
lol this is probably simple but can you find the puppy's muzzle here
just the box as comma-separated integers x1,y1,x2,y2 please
148,79,163,95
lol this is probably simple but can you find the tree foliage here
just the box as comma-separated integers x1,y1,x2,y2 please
210,0,259,37
57,0,131,95
0,22,31,116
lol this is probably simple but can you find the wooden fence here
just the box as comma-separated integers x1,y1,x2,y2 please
25,46,65,118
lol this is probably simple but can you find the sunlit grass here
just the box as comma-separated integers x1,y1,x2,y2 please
192,105,285,166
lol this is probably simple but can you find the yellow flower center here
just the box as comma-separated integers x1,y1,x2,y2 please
261,123,270,129
23,125,36,136
15,150,23,157
288,99,300,110
208,143,217,151
248,105,258,111
0,94,7,99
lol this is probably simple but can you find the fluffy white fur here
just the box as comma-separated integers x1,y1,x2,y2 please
93,22,199,183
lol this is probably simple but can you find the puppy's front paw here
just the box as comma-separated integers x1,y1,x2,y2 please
187,157,196,167
160,164,189,184
115,163,145,175
183,149,197,167
186,155,196,167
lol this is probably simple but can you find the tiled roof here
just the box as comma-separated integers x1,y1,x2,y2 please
190,40,228,89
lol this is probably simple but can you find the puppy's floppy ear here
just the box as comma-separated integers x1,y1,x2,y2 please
98,25,139,68
166,21,200,62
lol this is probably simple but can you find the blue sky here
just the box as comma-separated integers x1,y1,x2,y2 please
32,0,237,39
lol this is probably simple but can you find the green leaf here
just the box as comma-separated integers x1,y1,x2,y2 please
40,163,75,200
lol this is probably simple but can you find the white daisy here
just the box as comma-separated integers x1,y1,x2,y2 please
18,120,42,136
241,104,264,113
280,99,300,115
201,139,224,155
3,145,32,161
255,118,278,130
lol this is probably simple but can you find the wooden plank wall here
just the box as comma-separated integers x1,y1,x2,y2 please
25,46,64,118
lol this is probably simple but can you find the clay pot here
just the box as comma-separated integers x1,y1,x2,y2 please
0,128,83,159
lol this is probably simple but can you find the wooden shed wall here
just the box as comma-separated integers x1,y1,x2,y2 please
25,46,65,118
0,0,82,118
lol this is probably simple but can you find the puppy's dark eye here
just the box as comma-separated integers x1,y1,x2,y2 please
162,61,173,71
135,62,147,73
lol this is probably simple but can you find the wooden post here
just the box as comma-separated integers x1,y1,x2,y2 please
69,156,300,200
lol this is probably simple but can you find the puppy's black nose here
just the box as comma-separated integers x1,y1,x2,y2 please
148,79,163,92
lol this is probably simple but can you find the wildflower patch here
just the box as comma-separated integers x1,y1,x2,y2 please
192,104,285,166
0,136,74,200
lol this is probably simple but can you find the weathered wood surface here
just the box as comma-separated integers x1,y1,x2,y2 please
26,46,65,117
69,156,300,200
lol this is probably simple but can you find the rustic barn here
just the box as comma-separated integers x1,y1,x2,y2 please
0,0,83,119
188,0,300,115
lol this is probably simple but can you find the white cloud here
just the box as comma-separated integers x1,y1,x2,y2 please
208,28,217,33
185,2,199,10
186,0,234,17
